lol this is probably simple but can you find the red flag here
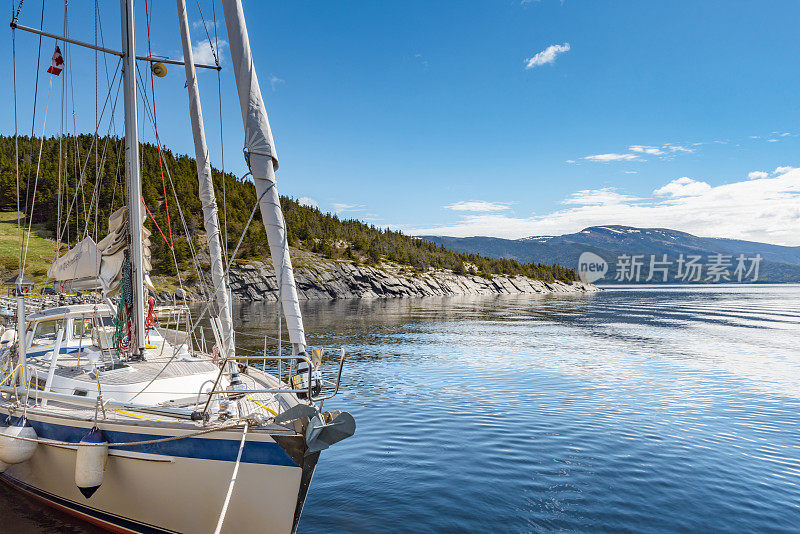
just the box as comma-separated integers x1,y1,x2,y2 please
46,46,64,75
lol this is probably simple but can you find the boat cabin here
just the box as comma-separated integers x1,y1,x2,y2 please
20,304,223,405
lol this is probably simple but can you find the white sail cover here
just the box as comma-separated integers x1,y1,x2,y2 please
47,237,102,288
177,0,235,359
222,0,306,350
48,207,152,296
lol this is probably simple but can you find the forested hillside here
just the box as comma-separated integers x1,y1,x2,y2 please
0,135,576,283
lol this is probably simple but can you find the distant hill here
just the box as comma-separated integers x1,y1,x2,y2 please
422,226,800,283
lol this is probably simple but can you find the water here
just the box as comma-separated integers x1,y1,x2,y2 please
4,285,800,532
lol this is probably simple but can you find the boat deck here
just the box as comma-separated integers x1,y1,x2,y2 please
27,334,217,386
12,369,295,431
50,358,219,385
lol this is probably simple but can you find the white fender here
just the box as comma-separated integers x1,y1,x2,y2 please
0,328,16,347
0,418,38,464
75,427,108,498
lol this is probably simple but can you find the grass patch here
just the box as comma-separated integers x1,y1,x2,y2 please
0,211,59,286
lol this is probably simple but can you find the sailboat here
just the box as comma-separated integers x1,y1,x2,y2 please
1,1,354,532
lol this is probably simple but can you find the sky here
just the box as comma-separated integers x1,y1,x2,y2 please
3,1,800,246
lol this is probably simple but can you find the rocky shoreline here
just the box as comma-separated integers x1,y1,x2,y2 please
160,258,598,302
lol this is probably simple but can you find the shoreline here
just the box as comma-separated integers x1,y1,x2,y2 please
156,258,598,302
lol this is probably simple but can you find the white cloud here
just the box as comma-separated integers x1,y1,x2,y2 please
413,53,430,68
191,39,226,65
653,176,712,197
563,188,640,206
748,171,769,180
624,170,638,174
663,144,694,153
629,145,664,155
525,43,570,69
332,203,364,214
193,20,219,30
774,166,797,174
578,142,695,163
445,201,511,212
298,196,318,209
270,75,285,91
407,167,800,246
583,153,639,162
768,139,779,143
565,159,576,164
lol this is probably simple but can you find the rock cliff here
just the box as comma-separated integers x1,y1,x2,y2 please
161,256,598,302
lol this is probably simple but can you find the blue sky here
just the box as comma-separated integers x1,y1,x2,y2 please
4,1,800,245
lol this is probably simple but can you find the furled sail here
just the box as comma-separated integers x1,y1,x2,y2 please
47,207,152,296
46,237,101,290
221,0,306,350
177,0,235,359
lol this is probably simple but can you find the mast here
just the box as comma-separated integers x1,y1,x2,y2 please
120,0,146,356
176,0,235,360
221,0,306,352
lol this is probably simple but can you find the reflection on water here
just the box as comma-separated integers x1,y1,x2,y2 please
287,285,800,533
4,285,800,533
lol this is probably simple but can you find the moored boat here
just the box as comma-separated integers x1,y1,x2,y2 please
2,1,354,532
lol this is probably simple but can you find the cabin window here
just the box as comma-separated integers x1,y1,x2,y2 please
31,319,65,346
72,317,93,339
72,389,88,397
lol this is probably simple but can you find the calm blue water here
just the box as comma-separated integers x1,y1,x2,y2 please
283,285,800,533
4,285,799,532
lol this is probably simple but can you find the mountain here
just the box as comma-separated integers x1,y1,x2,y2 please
422,226,800,283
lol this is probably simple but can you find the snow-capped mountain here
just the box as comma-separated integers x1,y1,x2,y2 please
422,225,800,283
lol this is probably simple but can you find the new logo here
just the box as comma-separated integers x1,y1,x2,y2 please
577,252,608,283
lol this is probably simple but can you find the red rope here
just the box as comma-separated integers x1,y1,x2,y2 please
145,296,158,344
143,0,174,249
146,297,159,328
141,198,171,247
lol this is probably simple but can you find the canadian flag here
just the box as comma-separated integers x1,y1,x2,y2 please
47,46,64,75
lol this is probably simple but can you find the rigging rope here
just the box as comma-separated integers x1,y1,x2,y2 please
212,0,230,270
112,254,133,355
143,0,174,249
55,0,67,267
53,60,123,254
12,0,24,23
130,187,272,402
12,21,21,277
133,63,210,298
195,0,220,66
214,422,249,534
22,73,56,272
22,0,46,229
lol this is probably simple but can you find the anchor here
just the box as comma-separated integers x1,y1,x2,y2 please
305,410,356,454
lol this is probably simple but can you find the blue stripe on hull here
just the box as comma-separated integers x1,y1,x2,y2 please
5,415,298,467
27,347,82,358
0,474,178,534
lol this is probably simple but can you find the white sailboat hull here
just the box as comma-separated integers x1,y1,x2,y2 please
0,410,313,533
